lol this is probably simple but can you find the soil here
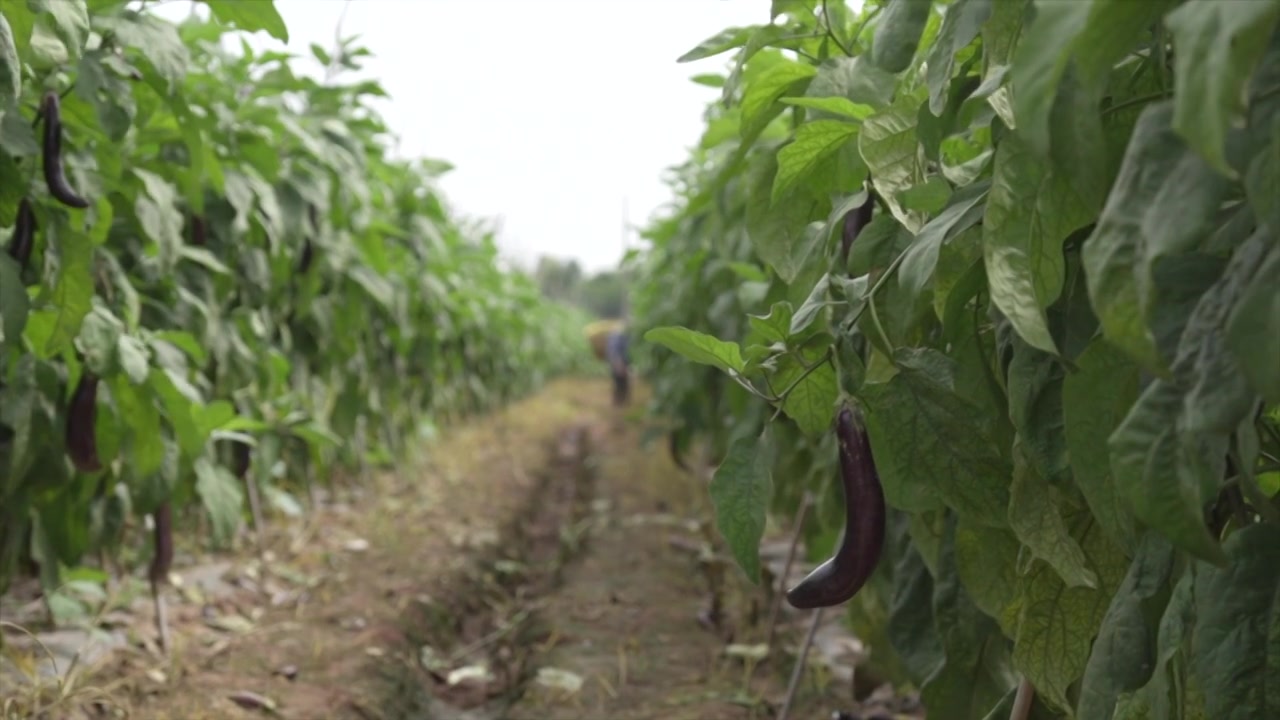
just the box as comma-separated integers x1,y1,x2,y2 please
2,378,910,720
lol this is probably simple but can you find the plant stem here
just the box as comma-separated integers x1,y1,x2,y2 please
1010,677,1036,720
778,608,824,720
766,493,812,652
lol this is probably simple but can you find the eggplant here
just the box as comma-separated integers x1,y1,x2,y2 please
65,371,102,473
785,406,886,609
40,92,90,209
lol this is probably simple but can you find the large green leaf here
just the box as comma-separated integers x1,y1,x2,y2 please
859,91,929,232
709,435,774,584
772,120,860,204
1077,532,1175,720
1061,338,1140,553
1109,379,1228,566
203,0,288,42
42,225,95,358
983,132,1093,356
0,12,20,105
860,348,1010,525
1165,0,1280,176
1190,523,1280,720
644,326,746,375
870,0,932,74
1010,515,1128,713
924,0,990,115
1225,244,1280,403
0,254,28,351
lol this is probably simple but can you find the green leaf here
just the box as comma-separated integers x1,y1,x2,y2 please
887,538,944,683
747,301,793,345
1171,229,1273,435
1061,338,1140,553
30,0,88,60
1007,443,1097,589
194,457,244,546
870,0,933,74
1165,0,1280,176
1005,332,1068,486
924,0,991,114
921,516,1018,719
0,255,28,351
94,12,189,88
778,96,875,121
150,369,202,458
740,58,817,144
1077,532,1176,720
76,306,123,376
806,55,897,108
42,225,95,358
677,26,754,63
1007,0,1089,156
954,519,1022,634
859,91,929,232
1081,104,1185,373
1073,0,1179,86
117,335,150,385
746,155,827,284
1109,379,1228,566
1245,119,1280,231
772,120,860,205
643,326,746,374
203,0,289,42
897,179,988,298
709,435,773,583
0,12,21,106
860,348,1010,524
1226,243,1279,402
1011,515,1129,713
789,273,831,335
110,376,164,479
983,132,1093,356
772,347,838,438
133,169,183,268
895,175,952,214
1191,522,1280,720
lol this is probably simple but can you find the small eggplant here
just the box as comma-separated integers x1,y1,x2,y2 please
840,183,876,268
669,430,690,472
232,440,251,479
297,236,314,274
7,197,36,268
191,214,207,246
149,501,173,585
785,406,885,609
40,92,90,209
65,370,102,473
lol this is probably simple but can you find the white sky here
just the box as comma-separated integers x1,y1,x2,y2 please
149,0,772,274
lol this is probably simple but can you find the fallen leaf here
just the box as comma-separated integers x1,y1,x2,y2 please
447,664,493,686
227,690,277,713
535,667,584,695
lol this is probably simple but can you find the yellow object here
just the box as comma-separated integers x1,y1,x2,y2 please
584,319,624,362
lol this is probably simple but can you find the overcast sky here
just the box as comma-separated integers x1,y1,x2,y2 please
150,0,771,274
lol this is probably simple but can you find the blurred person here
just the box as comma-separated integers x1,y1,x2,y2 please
605,326,631,406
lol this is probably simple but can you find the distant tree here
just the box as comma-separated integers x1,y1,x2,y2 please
535,256,583,302
532,255,630,319
578,271,627,319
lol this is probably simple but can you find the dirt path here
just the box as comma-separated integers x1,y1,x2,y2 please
3,379,872,720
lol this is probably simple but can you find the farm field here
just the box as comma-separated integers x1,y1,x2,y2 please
3,379,890,719
4,1,1280,720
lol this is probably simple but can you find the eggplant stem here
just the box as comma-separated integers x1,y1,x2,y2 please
152,579,170,656
778,608,824,720
1010,677,1036,720
765,492,812,653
